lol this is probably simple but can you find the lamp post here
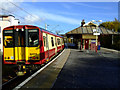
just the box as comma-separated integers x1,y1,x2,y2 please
92,20,102,53
45,23,49,30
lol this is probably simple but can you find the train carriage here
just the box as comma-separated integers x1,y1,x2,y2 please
3,25,64,76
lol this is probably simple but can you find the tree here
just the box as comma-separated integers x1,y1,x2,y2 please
99,18,120,50
99,18,120,32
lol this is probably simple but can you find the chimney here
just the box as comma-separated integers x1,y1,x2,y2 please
81,19,85,27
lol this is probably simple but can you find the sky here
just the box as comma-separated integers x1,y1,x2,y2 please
0,0,119,34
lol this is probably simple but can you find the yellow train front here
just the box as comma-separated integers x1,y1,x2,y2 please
3,25,64,76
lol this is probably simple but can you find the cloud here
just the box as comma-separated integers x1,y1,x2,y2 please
89,12,118,16
15,3,81,25
62,3,72,9
5,0,119,2
24,14,41,24
0,0,22,14
36,11,80,25
72,2,112,10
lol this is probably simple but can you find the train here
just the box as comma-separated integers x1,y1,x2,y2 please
3,25,64,76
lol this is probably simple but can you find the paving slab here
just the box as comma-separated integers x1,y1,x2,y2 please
20,49,70,89
52,49,120,88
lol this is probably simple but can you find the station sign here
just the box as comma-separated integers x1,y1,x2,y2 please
93,29,100,35
4,30,13,33
93,33,100,35
29,30,37,32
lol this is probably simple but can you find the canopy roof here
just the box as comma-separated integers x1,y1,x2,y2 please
66,26,119,35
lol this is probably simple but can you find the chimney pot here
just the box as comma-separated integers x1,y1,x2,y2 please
81,19,85,27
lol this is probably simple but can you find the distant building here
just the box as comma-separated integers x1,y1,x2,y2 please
0,15,19,52
65,20,119,51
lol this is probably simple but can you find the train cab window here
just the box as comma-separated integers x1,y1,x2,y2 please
28,30,39,47
3,30,13,47
4,36,13,47
51,37,54,47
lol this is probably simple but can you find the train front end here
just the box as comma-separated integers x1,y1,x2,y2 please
3,25,41,76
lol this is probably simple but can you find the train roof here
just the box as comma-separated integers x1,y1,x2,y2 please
39,27,63,38
3,25,63,38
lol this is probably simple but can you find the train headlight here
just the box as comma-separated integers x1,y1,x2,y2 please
16,28,19,31
21,28,24,31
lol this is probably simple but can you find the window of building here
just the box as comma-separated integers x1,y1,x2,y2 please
0,26,1,33
0,38,1,44
0,17,2,21
51,37,54,47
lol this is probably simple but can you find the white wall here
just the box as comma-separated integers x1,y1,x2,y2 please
0,21,10,52
0,16,19,52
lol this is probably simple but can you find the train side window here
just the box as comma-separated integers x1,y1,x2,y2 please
57,38,60,45
51,37,54,47
43,36,46,46
62,39,64,44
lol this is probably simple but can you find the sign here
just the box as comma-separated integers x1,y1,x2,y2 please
93,29,97,32
91,39,96,42
4,30,13,33
93,33,100,35
29,30,38,32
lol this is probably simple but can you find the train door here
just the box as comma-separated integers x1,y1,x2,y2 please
14,29,25,61
46,34,49,59
27,29,40,61
55,37,57,54
85,39,89,49
60,38,62,50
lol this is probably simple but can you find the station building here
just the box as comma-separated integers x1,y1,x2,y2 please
65,20,118,51
0,15,19,52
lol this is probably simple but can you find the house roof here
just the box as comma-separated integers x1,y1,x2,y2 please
83,21,98,27
66,26,119,35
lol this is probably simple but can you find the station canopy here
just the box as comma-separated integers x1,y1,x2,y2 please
66,26,119,35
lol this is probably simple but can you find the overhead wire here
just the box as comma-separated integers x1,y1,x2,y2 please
0,7,42,25
0,0,64,32
6,0,46,24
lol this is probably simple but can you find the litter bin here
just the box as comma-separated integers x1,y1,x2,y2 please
98,45,100,50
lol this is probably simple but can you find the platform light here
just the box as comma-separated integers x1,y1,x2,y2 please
91,20,102,53
98,20,102,22
92,20,96,22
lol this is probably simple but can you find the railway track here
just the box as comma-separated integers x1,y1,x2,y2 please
1,50,64,90
2,67,41,90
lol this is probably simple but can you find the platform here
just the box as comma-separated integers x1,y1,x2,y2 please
53,49,120,88
19,49,70,89
17,48,120,89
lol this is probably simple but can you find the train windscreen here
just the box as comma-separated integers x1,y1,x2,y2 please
28,29,39,47
3,30,14,47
